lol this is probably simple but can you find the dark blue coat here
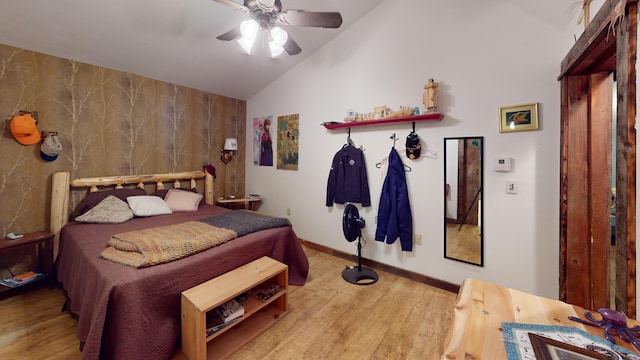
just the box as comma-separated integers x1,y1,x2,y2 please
375,148,413,251
326,144,371,207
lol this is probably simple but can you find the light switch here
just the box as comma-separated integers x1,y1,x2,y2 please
506,180,517,194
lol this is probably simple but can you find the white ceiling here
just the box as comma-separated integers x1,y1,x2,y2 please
0,0,383,100
0,0,580,101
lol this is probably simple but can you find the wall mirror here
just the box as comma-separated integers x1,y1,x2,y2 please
444,137,484,266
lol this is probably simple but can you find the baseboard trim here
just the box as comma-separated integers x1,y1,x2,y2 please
299,238,460,294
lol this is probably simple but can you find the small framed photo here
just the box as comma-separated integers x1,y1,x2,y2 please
528,333,611,360
499,103,539,132
374,105,388,119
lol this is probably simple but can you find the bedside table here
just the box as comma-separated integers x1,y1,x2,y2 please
216,197,262,211
0,231,54,298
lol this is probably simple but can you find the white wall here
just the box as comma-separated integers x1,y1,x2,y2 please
246,0,574,299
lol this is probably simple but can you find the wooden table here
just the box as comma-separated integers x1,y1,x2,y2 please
441,278,640,359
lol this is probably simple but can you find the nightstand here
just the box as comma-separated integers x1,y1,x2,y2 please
0,231,54,299
216,197,262,211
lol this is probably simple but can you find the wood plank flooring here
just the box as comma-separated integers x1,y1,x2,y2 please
0,246,456,360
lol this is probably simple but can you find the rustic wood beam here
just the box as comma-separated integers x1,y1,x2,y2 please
615,0,637,318
559,0,637,79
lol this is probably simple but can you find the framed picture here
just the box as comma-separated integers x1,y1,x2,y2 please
528,333,611,360
374,105,388,119
499,103,539,132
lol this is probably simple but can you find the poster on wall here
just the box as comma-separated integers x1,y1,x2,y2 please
277,114,299,171
253,115,273,166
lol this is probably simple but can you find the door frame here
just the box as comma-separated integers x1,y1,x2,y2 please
559,0,637,317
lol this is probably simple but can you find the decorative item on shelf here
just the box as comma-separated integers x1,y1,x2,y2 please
343,104,424,123
344,109,356,123
383,106,414,119
573,0,592,30
374,105,388,119
423,78,439,113
220,138,238,164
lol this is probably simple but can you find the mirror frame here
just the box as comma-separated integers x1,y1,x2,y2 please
443,136,484,266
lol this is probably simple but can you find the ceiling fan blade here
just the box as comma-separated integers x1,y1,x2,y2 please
217,26,242,41
278,10,343,28
212,0,248,12
283,35,301,55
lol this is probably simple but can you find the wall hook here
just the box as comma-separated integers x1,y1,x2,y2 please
41,131,58,139
390,133,398,147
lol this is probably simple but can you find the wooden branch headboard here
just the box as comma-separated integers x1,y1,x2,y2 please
49,170,214,259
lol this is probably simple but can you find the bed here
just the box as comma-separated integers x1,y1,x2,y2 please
49,170,309,360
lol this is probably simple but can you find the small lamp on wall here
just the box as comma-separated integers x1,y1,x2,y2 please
221,138,238,164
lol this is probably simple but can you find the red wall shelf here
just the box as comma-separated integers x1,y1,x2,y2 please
322,112,444,130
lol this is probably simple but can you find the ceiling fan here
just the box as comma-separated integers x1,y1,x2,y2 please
213,0,343,56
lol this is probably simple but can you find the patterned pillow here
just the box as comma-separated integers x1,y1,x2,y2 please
164,189,203,212
74,188,147,217
75,195,134,224
127,195,173,217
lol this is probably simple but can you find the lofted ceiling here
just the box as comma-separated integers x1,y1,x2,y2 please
0,0,580,100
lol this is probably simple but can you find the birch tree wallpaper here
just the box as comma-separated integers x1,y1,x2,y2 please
0,44,246,273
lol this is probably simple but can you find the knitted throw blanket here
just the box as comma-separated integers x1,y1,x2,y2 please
101,211,291,268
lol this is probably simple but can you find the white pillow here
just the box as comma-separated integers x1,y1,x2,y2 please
164,188,203,212
127,195,173,217
75,195,134,224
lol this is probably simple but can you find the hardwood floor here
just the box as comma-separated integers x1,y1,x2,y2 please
0,246,456,360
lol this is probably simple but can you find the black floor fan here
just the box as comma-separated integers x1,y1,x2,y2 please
342,203,378,285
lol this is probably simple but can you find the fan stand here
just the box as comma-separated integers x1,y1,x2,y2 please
342,234,378,285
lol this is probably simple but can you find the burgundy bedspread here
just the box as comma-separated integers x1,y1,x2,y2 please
56,204,309,360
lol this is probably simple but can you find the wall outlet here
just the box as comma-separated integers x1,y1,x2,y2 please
414,234,422,245
286,208,291,216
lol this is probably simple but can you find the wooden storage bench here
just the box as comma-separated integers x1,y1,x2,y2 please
181,256,288,360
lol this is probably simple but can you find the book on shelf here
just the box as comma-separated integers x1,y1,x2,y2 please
248,281,283,302
206,316,241,337
0,271,47,288
217,299,244,322
205,300,244,336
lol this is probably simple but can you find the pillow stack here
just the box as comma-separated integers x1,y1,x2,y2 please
74,188,203,224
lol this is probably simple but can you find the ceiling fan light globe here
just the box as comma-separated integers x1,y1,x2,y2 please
269,42,285,57
270,26,288,47
239,19,259,39
238,37,255,54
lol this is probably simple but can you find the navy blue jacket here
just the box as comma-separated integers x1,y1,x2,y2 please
326,144,371,207
375,148,413,251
